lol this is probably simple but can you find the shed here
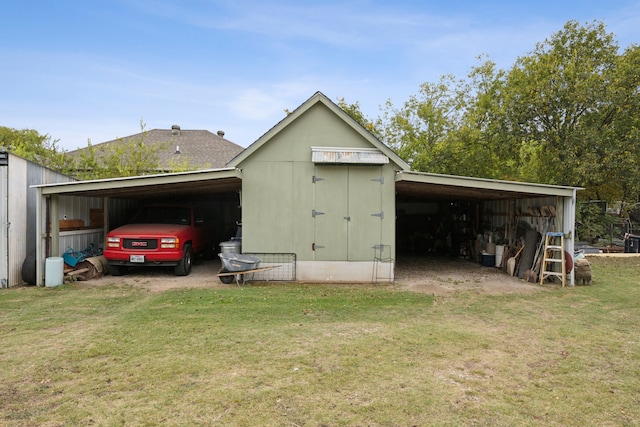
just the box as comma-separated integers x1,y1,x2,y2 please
228,92,410,282
32,91,581,286
0,151,75,287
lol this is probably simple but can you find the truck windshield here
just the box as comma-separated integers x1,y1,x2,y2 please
131,206,191,225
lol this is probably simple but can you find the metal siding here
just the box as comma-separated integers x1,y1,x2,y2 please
109,198,141,230
0,154,77,287
57,195,106,256
0,156,8,287
8,156,28,286
58,195,103,229
59,230,105,257
484,196,566,239
0,156,28,286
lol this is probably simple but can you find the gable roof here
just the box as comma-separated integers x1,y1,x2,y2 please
227,91,410,170
68,126,244,171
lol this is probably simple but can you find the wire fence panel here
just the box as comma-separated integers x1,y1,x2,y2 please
242,253,296,281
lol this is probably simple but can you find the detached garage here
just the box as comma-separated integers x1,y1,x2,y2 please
33,92,580,286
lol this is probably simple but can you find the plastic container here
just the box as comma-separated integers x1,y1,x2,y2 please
486,242,496,255
219,239,241,254
63,247,85,267
45,257,64,287
481,253,495,267
495,245,505,267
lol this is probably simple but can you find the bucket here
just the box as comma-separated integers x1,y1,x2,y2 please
481,253,495,267
495,245,505,267
45,257,64,287
219,240,241,254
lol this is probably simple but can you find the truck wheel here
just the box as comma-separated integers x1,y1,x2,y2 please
219,268,235,284
175,244,193,276
109,265,126,276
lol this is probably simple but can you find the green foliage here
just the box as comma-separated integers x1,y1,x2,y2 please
378,75,467,171
68,121,171,180
0,120,191,179
0,126,71,172
501,21,621,186
575,201,620,243
336,97,383,138
359,20,640,206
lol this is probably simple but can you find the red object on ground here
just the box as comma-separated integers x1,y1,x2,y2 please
565,251,573,274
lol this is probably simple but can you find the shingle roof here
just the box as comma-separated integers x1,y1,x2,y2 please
68,126,245,171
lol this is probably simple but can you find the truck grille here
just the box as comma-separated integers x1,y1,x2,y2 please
123,239,158,250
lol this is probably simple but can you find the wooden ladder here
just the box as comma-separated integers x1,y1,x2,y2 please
539,232,566,287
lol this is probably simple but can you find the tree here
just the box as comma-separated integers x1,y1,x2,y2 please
0,126,71,171
587,44,640,208
499,21,627,189
71,138,167,180
336,98,382,138
376,75,466,171
69,121,173,180
363,20,640,207
429,59,511,179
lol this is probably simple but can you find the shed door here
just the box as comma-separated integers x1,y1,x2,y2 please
313,165,383,261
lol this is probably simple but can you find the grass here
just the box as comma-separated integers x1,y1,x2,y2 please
1,256,639,426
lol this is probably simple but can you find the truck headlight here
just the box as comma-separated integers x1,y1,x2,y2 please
160,237,178,248
107,237,120,248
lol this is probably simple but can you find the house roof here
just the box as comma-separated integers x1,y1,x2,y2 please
227,91,410,170
68,126,245,171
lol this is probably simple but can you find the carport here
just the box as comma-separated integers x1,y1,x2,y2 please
34,168,242,286
394,170,581,283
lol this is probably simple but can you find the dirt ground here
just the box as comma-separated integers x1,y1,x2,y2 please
75,255,545,296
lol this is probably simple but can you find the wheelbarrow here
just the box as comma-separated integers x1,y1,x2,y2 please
217,253,278,286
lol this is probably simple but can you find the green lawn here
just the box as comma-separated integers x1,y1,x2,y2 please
1,256,639,426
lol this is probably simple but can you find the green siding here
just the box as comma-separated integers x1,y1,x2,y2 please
238,102,399,262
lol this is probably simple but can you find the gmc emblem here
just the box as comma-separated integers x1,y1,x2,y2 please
131,241,148,247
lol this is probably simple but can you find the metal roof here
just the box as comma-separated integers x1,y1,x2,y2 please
395,171,581,201
34,168,242,199
34,166,581,202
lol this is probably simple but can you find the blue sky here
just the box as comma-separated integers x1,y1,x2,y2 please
2,1,638,150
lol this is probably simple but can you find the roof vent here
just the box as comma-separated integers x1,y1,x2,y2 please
171,125,181,135
217,130,225,137
175,145,181,154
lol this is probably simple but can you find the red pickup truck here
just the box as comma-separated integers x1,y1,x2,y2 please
103,205,213,276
